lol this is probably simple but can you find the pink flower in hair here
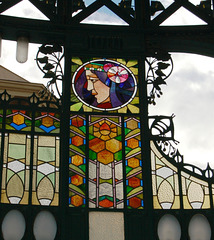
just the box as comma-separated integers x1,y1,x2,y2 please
107,66,129,83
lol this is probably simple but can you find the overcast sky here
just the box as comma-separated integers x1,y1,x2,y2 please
0,0,214,169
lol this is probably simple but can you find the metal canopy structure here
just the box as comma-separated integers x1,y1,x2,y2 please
0,0,214,55
0,0,214,240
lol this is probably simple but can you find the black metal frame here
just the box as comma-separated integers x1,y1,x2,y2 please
0,0,214,239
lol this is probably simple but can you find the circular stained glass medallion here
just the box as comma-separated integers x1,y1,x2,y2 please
72,59,137,111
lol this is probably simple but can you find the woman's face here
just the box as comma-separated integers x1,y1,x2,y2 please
86,70,110,104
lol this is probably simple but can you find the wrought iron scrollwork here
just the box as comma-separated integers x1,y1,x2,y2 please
156,140,183,163
146,50,173,105
149,115,182,163
36,43,64,99
149,115,214,180
149,115,175,140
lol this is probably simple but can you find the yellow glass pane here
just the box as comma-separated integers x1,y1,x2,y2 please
70,102,83,111
116,58,126,65
72,57,83,65
118,106,127,113
202,195,210,209
131,97,140,105
126,60,138,68
129,67,138,75
83,105,92,112
127,104,139,114
153,196,161,209
172,196,180,209
183,196,192,209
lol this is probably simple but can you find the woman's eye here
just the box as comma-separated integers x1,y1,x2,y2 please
90,78,98,83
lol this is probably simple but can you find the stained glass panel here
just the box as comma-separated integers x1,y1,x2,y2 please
71,57,139,113
5,109,32,132
181,171,210,209
151,141,180,209
124,117,143,209
35,111,60,134
69,115,86,207
89,116,123,208
1,133,30,204
32,136,60,206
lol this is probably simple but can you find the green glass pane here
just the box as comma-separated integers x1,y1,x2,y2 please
126,186,133,194
79,165,86,172
38,147,55,162
8,144,26,159
114,150,122,161
126,166,132,174
89,150,97,161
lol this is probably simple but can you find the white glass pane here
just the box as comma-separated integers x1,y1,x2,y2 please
158,214,181,240
89,212,124,240
33,211,57,240
189,214,211,240
2,210,26,240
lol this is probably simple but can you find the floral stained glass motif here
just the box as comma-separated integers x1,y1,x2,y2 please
1,133,30,204
35,112,60,134
32,136,60,206
71,57,139,113
69,115,86,207
89,116,123,208
5,110,32,131
125,117,143,209
151,141,180,209
181,171,210,209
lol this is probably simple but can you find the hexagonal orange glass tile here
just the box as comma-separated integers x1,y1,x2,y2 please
97,150,114,165
72,155,83,166
128,157,140,168
127,138,139,149
106,139,122,153
89,138,105,153
72,135,84,146
126,119,138,130
71,175,83,186
13,114,24,125
71,195,83,207
128,177,140,188
71,117,84,127
42,116,53,127
129,197,141,208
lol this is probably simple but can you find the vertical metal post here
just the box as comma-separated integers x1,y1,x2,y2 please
138,56,155,240
59,38,71,239
135,0,150,27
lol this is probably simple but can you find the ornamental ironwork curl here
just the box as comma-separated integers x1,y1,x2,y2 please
149,114,175,140
150,115,214,180
146,50,173,105
156,139,214,179
156,140,183,163
36,43,64,99
149,115,182,162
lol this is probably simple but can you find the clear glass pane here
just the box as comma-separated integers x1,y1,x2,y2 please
157,214,181,240
33,211,57,240
188,214,211,240
89,212,124,240
2,210,26,240
1,0,49,20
